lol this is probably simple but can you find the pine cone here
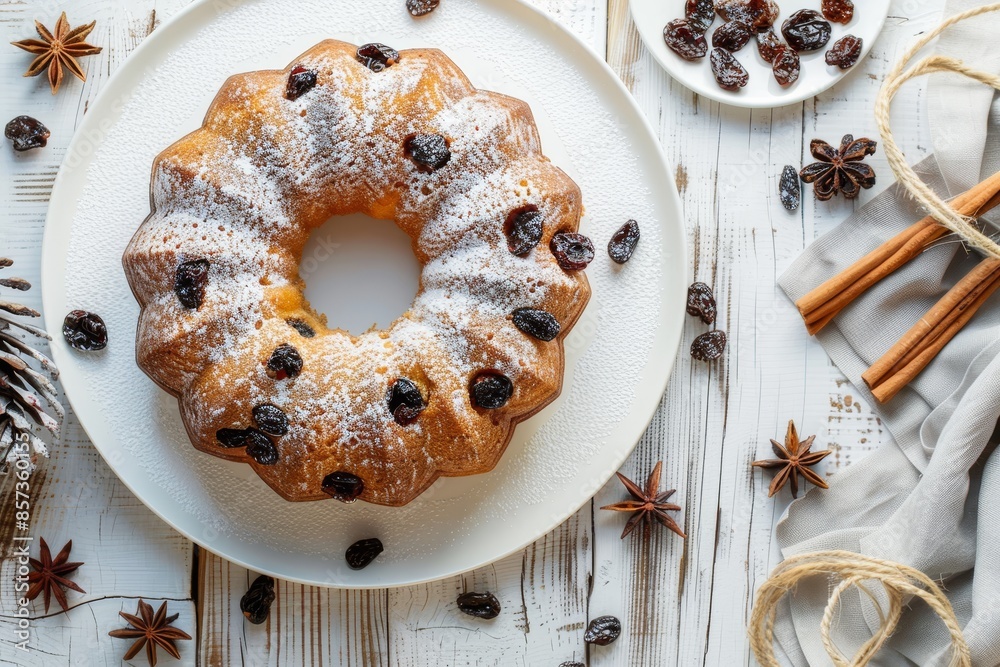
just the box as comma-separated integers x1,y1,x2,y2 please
0,258,62,471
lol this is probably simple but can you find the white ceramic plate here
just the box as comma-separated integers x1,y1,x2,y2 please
630,0,890,107
41,0,686,588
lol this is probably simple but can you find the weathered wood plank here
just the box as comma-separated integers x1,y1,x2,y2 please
198,550,390,667
0,1,195,665
591,0,918,665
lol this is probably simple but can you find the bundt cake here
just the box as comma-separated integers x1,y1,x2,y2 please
122,40,592,507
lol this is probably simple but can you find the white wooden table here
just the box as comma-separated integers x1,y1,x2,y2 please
0,0,944,664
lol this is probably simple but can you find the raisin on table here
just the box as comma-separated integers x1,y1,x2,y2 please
781,10,832,52
826,35,863,69
710,48,749,91
772,46,801,86
712,20,752,53
240,575,275,625
584,616,622,646
664,19,708,61
5,116,50,152
822,0,854,24
457,592,502,620
779,165,801,211
686,283,717,324
691,330,727,361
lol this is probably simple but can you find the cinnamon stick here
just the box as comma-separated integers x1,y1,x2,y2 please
863,258,1000,402
796,170,1000,334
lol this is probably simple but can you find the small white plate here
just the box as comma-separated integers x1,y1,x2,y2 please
41,0,686,588
630,0,890,107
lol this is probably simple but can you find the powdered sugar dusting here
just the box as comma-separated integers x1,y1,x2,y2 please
61,0,672,578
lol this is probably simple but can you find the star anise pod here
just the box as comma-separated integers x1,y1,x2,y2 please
109,599,192,666
752,420,831,498
26,537,85,613
600,461,686,540
11,12,103,94
799,135,877,201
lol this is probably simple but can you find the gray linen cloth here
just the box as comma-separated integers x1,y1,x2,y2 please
774,2,1000,665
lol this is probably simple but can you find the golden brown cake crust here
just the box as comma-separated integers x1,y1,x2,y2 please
122,40,590,506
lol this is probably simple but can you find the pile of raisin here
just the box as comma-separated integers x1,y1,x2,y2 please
663,0,859,92
686,284,727,362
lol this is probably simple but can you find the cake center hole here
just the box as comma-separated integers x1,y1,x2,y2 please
301,214,421,336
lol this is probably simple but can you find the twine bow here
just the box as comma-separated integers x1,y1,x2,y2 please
875,2,1000,257
748,551,971,667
